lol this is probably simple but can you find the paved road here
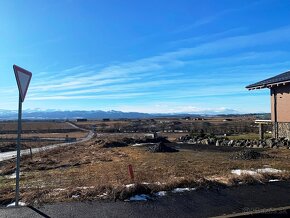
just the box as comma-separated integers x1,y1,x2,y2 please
1,181,290,218
0,123,94,162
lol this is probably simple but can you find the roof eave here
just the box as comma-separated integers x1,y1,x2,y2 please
246,80,290,90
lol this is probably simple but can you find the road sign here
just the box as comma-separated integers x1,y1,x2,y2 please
13,65,32,102
13,65,32,207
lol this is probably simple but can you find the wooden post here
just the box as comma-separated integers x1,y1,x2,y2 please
128,164,134,182
29,147,33,160
259,123,264,140
273,89,278,138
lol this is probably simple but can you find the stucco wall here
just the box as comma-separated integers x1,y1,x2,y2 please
271,84,290,122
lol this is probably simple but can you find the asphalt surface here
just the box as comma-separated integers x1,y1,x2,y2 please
1,181,290,218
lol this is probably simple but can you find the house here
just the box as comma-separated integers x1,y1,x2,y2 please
246,70,290,139
76,118,87,122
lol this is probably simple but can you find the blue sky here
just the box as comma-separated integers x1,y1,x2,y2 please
1,0,290,113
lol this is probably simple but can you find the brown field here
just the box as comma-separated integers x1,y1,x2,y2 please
0,116,284,206
0,121,87,152
0,131,289,205
0,121,74,131
0,132,88,139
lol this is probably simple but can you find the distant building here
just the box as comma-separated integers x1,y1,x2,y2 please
76,118,87,122
246,71,290,139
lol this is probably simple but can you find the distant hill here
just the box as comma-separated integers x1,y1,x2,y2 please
0,109,152,120
0,109,270,120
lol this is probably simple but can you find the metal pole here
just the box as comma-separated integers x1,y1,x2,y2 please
15,94,22,206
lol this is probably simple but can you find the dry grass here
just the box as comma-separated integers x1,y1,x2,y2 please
0,131,87,139
227,133,272,140
1,136,290,206
0,122,74,131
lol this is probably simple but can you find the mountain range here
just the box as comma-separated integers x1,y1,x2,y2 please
0,108,265,120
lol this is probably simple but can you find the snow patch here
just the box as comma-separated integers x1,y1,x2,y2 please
125,194,151,201
141,182,150,185
269,179,280,182
155,191,167,197
131,143,155,147
7,202,26,207
172,187,196,193
97,192,108,198
125,184,135,188
5,172,22,179
231,169,258,176
257,168,283,174
76,186,95,190
54,188,66,192
231,168,284,176
72,194,79,199
154,182,166,185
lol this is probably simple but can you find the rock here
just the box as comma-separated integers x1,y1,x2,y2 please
223,140,229,146
235,141,241,147
253,144,258,148
147,142,178,153
200,139,209,145
266,139,273,147
208,138,216,144
228,140,234,147
258,144,264,148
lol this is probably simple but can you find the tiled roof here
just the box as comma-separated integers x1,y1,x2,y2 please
246,71,290,90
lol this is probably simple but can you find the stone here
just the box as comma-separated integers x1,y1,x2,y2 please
266,139,273,147
235,142,241,147
223,140,229,146
228,140,234,147
208,138,216,144
201,139,209,145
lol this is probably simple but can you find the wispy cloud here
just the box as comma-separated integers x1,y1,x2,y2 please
8,25,290,113
172,0,263,34
169,27,247,46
